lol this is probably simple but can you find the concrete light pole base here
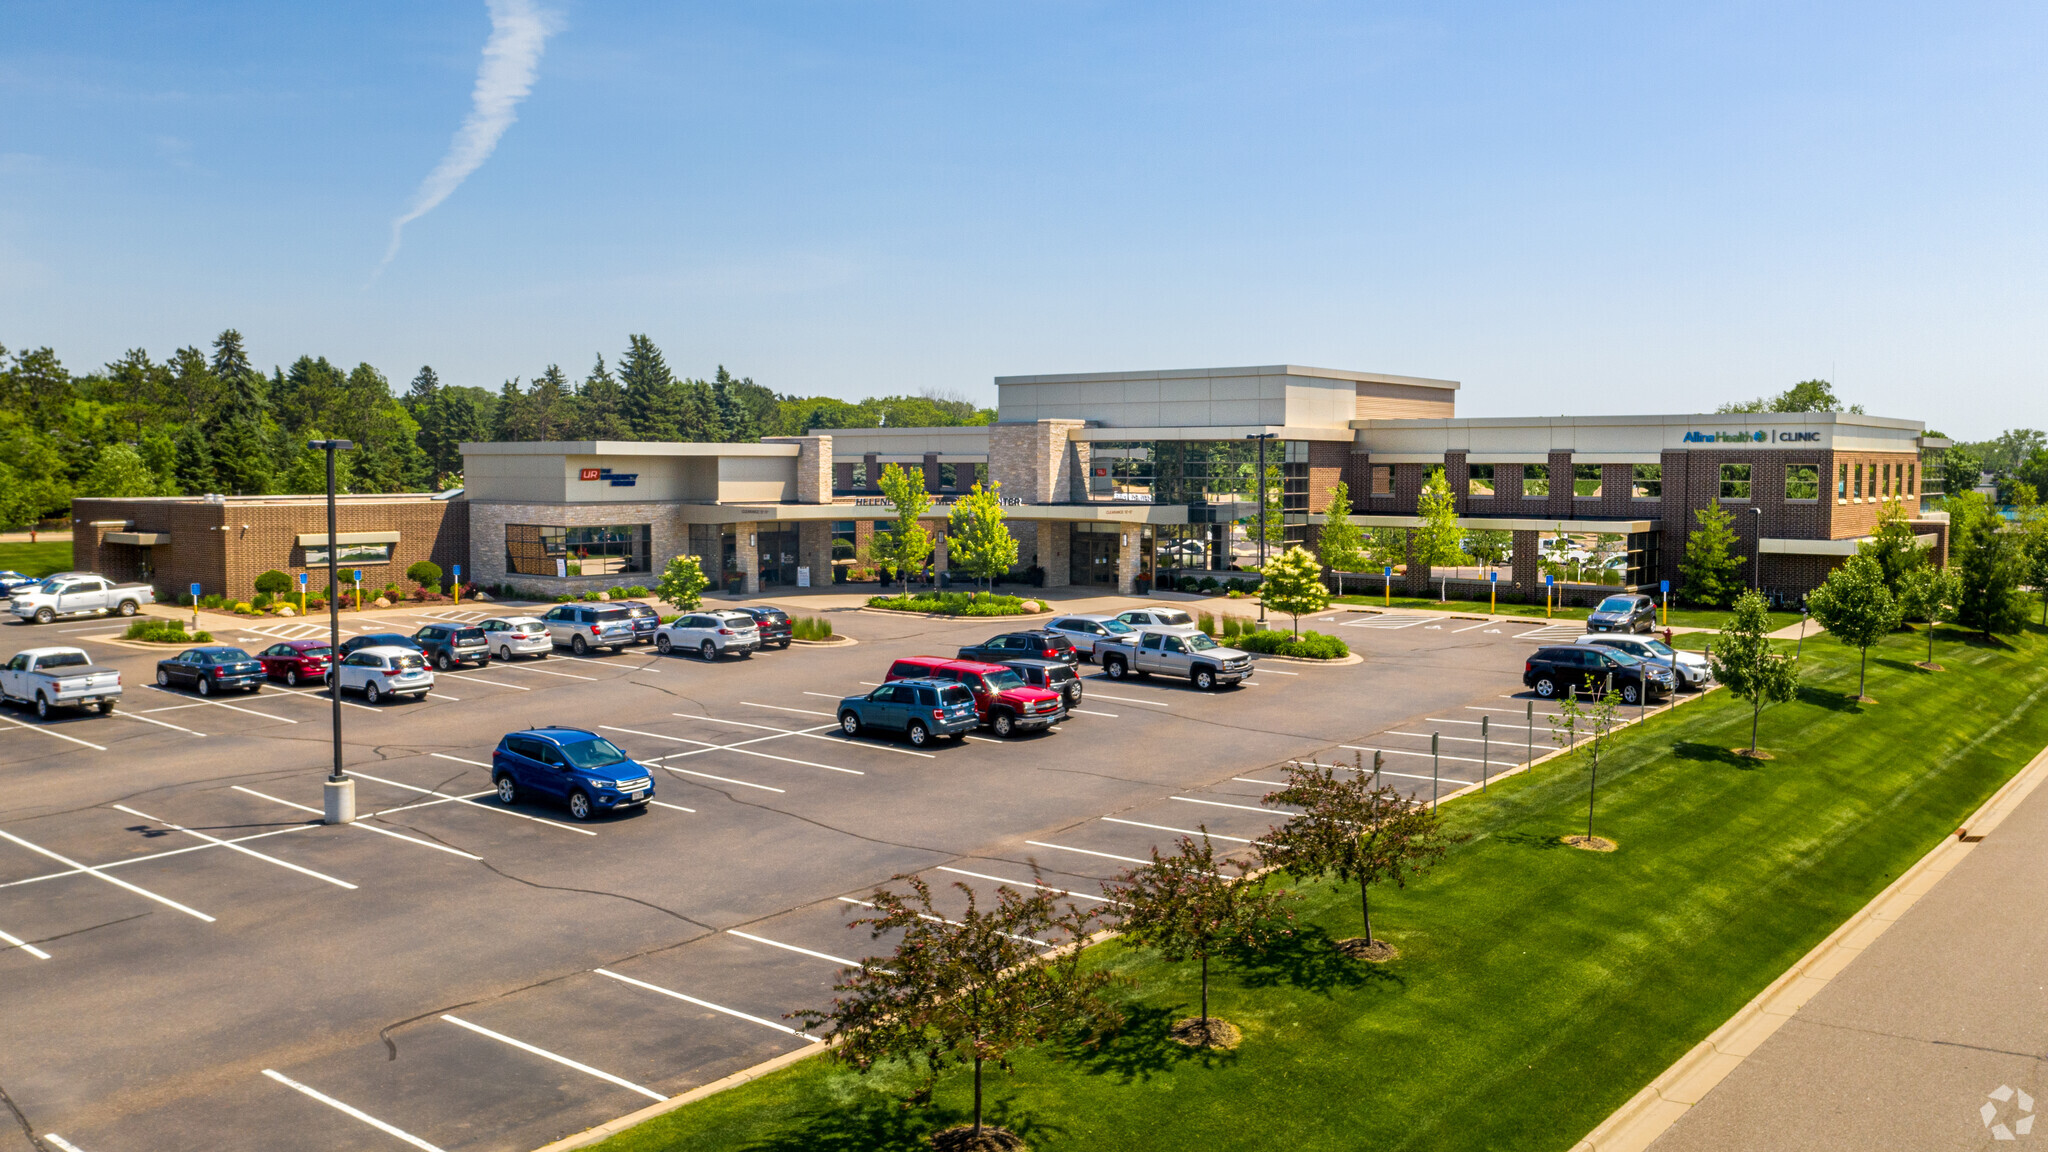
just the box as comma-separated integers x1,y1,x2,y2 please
324,778,356,824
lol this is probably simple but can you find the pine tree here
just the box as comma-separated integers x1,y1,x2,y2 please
713,366,759,442
677,376,722,441
209,329,257,390
1680,502,1745,608
166,346,218,424
530,365,571,440
406,365,440,406
172,422,217,495
573,355,631,441
618,334,682,440
494,378,537,441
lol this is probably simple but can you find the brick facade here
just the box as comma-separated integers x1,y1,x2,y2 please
469,499,691,596
1306,440,1348,514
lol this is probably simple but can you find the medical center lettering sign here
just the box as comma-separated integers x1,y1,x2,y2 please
1681,429,1822,444
578,467,638,487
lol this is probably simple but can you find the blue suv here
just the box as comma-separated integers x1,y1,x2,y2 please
837,678,980,747
491,727,656,820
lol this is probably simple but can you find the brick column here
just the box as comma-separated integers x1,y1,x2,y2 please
798,520,832,588
923,452,943,494
863,454,881,492
1116,527,1138,595
933,528,949,584
1511,529,1541,602
1041,521,1071,588
834,462,856,493
733,522,759,594
1446,450,1470,514
1548,450,1574,519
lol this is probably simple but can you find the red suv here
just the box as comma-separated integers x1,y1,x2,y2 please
884,657,1066,738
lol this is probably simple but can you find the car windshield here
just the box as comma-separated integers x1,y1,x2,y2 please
453,628,484,641
1602,650,1643,665
625,605,654,617
1597,597,1635,613
40,651,89,669
1153,610,1194,626
508,618,544,630
559,737,628,769
300,646,332,658
1185,634,1220,651
37,579,63,594
1099,618,1134,634
939,685,974,706
983,670,1027,692
392,654,426,670
216,649,254,662
1641,640,1677,657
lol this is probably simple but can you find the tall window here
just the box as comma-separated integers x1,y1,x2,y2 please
1371,465,1393,497
1838,462,1849,502
1854,462,1864,499
1907,463,1917,496
1785,463,1820,501
1467,464,1495,498
1884,463,1895,497
1523,463,1549,498
1719,463,1752,501
1632,464,1662,499
506,524,651,576
1573,464,1602,498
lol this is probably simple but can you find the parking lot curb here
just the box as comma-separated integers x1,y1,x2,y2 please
1251,652,1364,667
790,636,857,647
1567,737,2048,1152
857,607,1058,621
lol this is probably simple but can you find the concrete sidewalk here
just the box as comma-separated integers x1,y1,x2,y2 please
1635,746,2048,1151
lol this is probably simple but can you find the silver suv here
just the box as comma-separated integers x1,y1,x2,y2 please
539,604,636,655
656,610,762,660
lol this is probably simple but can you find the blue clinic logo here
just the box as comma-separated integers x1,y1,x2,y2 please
1682,429,1822,444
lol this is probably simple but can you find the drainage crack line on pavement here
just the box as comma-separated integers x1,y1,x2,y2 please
1794,1016,2048,1063
0,1077,48,1152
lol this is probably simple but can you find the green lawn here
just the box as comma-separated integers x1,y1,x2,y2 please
595,613,2048,1152
0,541,73,580
1322,592,1800,632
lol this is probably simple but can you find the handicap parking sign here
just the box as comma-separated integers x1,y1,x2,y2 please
1660,579,1670,593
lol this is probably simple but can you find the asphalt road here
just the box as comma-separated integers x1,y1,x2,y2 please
0,601,1588,1152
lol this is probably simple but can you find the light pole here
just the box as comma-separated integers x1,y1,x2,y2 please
1751,506,1764,593
1246,433,1277,624
310,439,356,824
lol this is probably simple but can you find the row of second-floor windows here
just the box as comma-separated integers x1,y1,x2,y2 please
1367,459,1917,505
1837,460,1915,501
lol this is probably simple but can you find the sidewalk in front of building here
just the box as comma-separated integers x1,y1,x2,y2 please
1575,741,2048,1151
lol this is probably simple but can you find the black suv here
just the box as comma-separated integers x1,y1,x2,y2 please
1524,645,1673,705
734,605,793,649
957,631,1078,666
616,601,660,644
1586,594,1657,634
999,658,1083,709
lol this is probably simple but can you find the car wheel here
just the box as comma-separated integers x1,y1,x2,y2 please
34,607,54,624
97,699,115,715
1194,669,1216,691
908,721,929,746
436,652,453,672
992,712,1016,738
1067,686,1083,707
35,694,49,720
1104,656,1128,679
286,669,299,687
157,669,169,687
700,640,716,661
611,646,624,654
1622,684,1640,705
778,640,790,650
499,644,513,661
117,599,138,617
1534,678,1556,699
840,711,861,736
571,634,588,656
567,791,593,821
656,635,672,654
364,681,381,704
495,775,518,804
197,677,212,697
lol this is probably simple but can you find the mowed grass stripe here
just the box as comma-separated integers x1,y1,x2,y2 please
588,616,2048,1152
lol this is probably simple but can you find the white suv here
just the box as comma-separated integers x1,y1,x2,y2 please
336,646,435,704
1113,607,1200,637
656,611,762,660
481,616,553,661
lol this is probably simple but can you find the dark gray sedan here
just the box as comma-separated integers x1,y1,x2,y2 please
155,646,265,696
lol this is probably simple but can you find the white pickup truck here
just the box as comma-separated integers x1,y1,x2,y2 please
1099,630,1255,690
1,647,122,718
8,573,156,624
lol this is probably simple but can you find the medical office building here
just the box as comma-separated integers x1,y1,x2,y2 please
457,364,1948,607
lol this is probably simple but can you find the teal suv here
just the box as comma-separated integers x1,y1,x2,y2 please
838,678,980,747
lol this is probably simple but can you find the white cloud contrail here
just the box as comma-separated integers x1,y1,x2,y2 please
380,0,558,270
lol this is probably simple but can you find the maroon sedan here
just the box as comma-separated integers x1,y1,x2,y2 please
256,639,332,687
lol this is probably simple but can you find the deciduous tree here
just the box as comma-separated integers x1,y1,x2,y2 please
1898,564,1962,669
1858,499,1926,600
1259,545,1329,636
873,462,935,591
946,480,1018,592
1709,591,1800,757
1549,685,1623,846
79,442,161,498
654,554,708,611
1314,480,1366,591
1806,553,1903,700
1411,467,1463,577
1950,492,2028,638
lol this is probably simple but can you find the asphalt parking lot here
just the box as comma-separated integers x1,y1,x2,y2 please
0,599,1620,1152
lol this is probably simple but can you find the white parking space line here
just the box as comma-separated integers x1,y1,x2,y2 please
441,1014,666,1102
0,826,214,922
1170,796,1277,815
490,663,596,680
232,786,483,859
1452,620,1493,633
1084,693,1170,708
1428,718,1540,730
1468,705,1564,719
681,713,918,763
593,968,821,1042
1024,840,1151,866
1101,817,1253,844
425,692,461,702
800,692,844,701
400,761,598,834
1070,709,1119,718
136,702,207,713
1232,776,1290,788
935,866,1113,903
40,1135,86,1152
143,684,296,723
650,800,696,812
0,925,51,960
0,822,325,890
1340,744,1519,768
55,623,119,633
265,686,380,712
112,709,207,733
727,929,866,968
1342,614,1429,629
111,804,357,890
1252,666,1299,675
741,701,834,718
261,1068,448,1152
599,727,797,791
0,714,107,751
837,896,1057,948
435,671,531,690
1372,768,1478,787
1386,730,1497,745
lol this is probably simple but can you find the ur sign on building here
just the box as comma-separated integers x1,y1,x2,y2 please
71,364,1948,605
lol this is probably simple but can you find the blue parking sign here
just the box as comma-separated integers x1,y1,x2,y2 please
1489,571,1497,582
189,582,201,598
298,572,308,585
1660,579,1670,593
452,564,461,579
1546,574,1554,586
352,569,362,583
1383,566,1392,577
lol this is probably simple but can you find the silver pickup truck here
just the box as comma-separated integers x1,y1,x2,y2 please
1098,630,1254,690
1,647,122,717
9,573,156,624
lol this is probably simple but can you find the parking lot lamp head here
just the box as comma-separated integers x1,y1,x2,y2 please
309,440,356,799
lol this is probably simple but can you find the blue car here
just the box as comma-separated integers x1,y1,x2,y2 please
838,678,980,747
0,571,39,599
491,726,655,821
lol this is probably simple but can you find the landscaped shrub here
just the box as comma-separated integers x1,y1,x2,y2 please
124,618,211,643
1198,576,1220,593
1231,629,1350,659
554,594,573,602
200,593,225,610
1178,576,1200,593
625,585,650,598
405,560,443,590
791,616,836,641
253,570,293,598
580,590,601,602
1198,610,1219,635
867,590,1031,616
251,592,273,610
608,585,628,599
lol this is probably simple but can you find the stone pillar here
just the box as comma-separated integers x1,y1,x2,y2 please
923,452,943,494
798,520,832,588
1403,529,1433,596
1041,521,1072,588
834,462,856,493
988,420,1088,503
1511,529,1541,603
733,522,760,595
932,527,949,584
762,435,832,503
863,453,881,492
1116,528,1138,595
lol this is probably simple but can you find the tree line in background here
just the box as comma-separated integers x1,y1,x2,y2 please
0,331,994,530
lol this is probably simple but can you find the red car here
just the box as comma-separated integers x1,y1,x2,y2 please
256,639,333,687
883,657,1066,738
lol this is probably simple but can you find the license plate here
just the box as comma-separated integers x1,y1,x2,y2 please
628,790,644,801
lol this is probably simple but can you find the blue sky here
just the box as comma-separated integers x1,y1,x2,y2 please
3,2,2043,437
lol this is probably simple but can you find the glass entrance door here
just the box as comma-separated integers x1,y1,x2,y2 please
1070,527,1120,586
758,529,799,586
